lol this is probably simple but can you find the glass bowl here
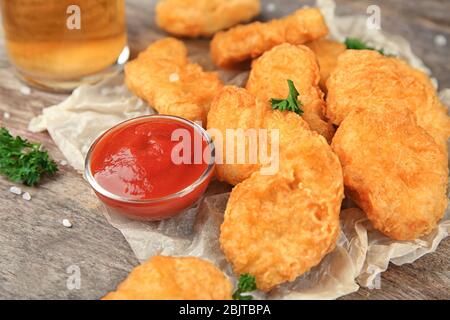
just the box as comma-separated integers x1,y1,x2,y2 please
84,115,215,220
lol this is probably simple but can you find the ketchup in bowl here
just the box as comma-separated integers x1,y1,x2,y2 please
85,115,215,220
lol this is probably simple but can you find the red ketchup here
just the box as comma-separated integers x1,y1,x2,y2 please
85,115,214,220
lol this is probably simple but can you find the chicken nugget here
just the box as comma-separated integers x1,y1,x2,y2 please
246,43,335,142
304,39,346,92
211,8,329,68
221,111,344,292
156,0,261,38
207,86,270,185
331,105,448,240
326,50,450,153
103,256,232,300
125,38,223,124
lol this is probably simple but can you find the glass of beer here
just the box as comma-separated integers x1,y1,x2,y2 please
0,0,128,92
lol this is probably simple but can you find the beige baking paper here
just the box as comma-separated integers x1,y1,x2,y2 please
29,0,450,299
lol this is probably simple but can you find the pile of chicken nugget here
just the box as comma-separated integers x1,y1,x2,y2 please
104,0,450,300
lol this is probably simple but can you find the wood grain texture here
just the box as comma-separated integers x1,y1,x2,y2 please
0,0,449,300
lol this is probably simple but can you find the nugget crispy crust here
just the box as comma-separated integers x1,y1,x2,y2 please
156,0,261,38
247,43,335,142
305,39,346,92
125,38,223,124
103,256,232,300
207,86,270,185
326,50,450,152
221,111,344,292
211,8,328,68
332,106,448,240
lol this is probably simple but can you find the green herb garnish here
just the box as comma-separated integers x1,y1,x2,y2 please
345,37,385,55
232,274,257,300
270,79,304,115
0,127,58,186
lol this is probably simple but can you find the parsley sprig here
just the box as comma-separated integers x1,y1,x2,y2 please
270,79,304,115
0,127,58,186
345,37,385,55
233,274,257,300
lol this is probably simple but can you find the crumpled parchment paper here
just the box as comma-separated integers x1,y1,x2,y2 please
29,0,450,299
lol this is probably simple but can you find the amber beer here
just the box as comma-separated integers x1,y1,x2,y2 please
0,0,128,91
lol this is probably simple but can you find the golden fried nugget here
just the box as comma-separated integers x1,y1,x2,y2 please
211,8,329,68
125,38,223,124
332,105,448,240
326,50,450,153
207,86,270,185
221,111,344,291
305,39,346,92
103,256,232,300
156,0,261,38
246,43,335,142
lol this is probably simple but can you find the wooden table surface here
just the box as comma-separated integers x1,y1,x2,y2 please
0,0,449,300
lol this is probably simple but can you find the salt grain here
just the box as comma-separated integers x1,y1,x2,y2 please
434,34,447,47
62,219,72,228
266,3,276,12
22,192,31,201
19,85,31,95
9,186,22,195
3,112,10,119
169,73,180,82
